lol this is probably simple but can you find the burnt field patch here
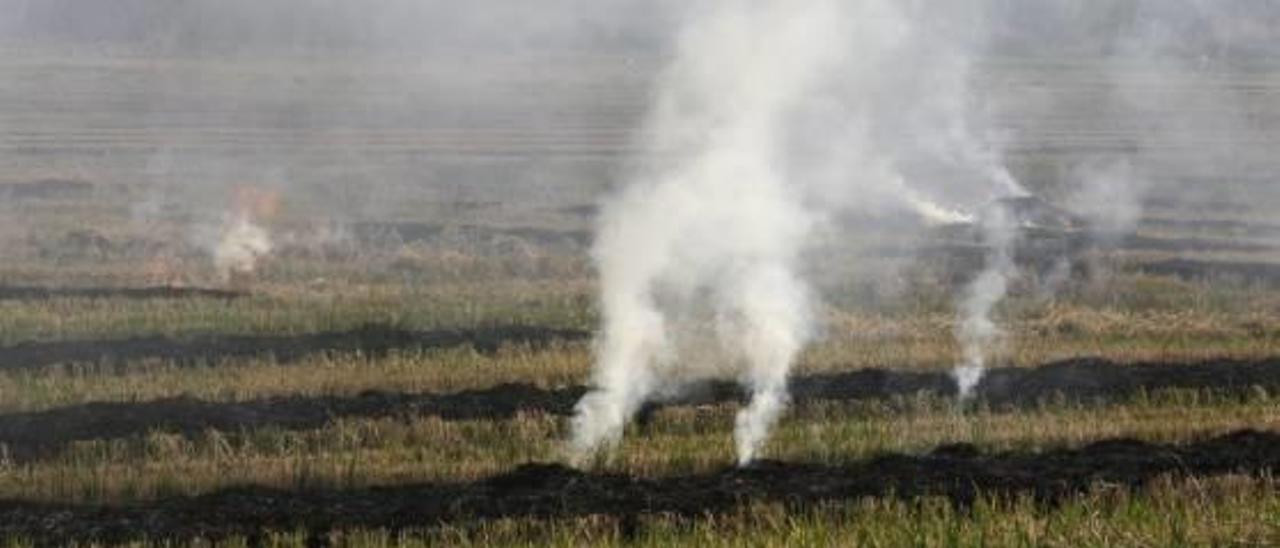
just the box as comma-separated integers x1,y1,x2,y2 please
1134,258,1280,287
1114,234,1277,254
0,324,590,373
0,384,588,463
869,229,1277,286
1138,217,1280,240
1,430,1275,544
0,178,94,200
0,285,246,301
924,220,1278,255
350,221,591,248
967,357,1280,409
1,357,1276,463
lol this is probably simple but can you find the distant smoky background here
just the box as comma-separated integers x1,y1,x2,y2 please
4,0,1280,461
0,0,673,214
0,1,673,53
0,0,1278,289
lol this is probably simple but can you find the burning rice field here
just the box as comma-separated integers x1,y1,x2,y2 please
2,1,1280,546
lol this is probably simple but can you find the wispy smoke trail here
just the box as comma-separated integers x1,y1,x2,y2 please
892,5,1026,400
953,200,1019,399
571,0,858,466
947,125,1025,399
893,177,975,226
1069,157,1148,239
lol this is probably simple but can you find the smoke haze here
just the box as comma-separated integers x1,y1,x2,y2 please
2,1,1280,463
572,0,1034,463
572,0,861,465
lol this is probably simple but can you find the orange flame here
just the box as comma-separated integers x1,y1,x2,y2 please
231,185,282,222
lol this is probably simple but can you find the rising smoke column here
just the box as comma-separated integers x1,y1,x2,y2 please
571,0,859,466
953,200,1019,399
214,215,272,284
570,0,1036,460
953,0,1271,399
212,186,278,288
948,140,1025,400
895,4,1030,401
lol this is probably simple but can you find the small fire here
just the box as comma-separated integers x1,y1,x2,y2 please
214,185,280,290
231,185,282,222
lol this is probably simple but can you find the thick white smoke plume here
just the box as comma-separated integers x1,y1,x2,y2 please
953,202,1019,399
571,0,858,466
570,0,1023,464
570,0,1277,460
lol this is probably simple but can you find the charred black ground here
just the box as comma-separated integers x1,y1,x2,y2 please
0,384,587,462
0,324,589,373
870,226,1277,288
0,178,94,200
1,357,1275,463
1136,258,1280,287
0,430,1274,545
1138,217,1280,240
351,221,591,248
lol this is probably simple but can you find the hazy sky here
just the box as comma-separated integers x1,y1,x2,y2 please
2,1,1279,58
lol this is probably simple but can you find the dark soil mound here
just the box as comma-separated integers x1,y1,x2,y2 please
0,383,589,462
975,357,1280,408
798,357,1280,410
2,430,1275,544
1116,234,1275,254
0,286,246,301
0,324,590,373
894,226,1273,289
0,178,93,200
351,222,590,247
1139,218,1280,240
1135,258,1280,287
